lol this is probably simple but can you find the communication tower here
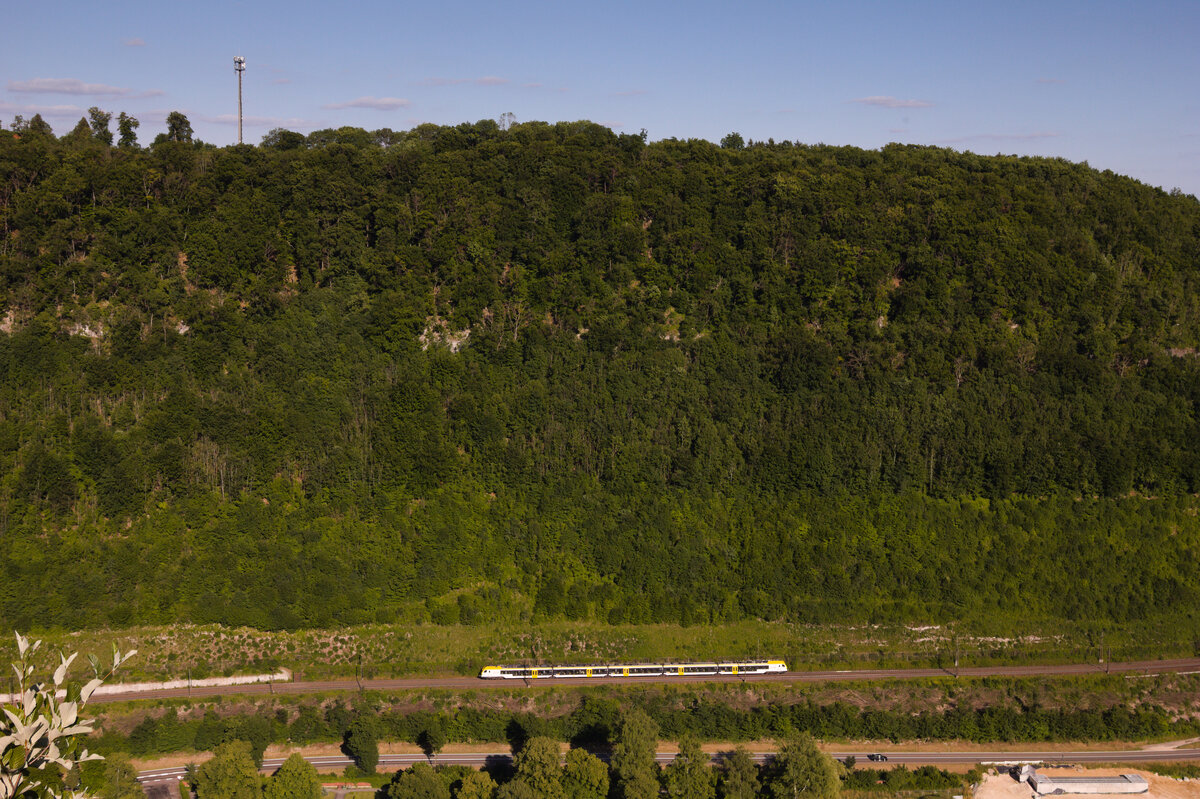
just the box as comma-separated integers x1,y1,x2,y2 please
234,56,246,144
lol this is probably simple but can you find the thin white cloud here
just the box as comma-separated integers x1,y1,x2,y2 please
1036,77,1065,84
133,89,165,98
123,37,146,47
522,82,569,92
322,96,411,110
0,101,84,119
853,96,934,109
938,131,1060,144
600,120,624,130
8,78,132,96
272,78,292,85
888,127,910,133
417,76,510,87
199,113,313,127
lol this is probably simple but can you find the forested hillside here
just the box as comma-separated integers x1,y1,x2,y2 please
2,116,1200,630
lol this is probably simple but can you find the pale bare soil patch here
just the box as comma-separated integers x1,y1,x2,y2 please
975,768,1199,799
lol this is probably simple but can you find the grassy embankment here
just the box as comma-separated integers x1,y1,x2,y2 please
10,618,1197,683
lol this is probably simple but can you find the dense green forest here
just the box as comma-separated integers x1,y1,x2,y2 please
2,113,1200,631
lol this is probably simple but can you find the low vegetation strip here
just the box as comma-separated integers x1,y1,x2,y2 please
9,620,1197,684
93,682,1200,763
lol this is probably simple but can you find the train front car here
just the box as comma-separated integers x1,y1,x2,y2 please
480,666,503,679
766,660,788,673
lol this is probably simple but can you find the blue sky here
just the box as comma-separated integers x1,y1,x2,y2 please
3,0,1198,195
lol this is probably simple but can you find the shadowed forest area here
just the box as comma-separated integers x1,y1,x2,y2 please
2,115,1200,632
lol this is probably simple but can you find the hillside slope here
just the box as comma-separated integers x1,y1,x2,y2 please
2,120,1199,630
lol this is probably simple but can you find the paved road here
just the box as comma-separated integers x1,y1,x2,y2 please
138,745,1200,792
100,656,1200,704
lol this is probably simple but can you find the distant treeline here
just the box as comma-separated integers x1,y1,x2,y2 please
89,695,984,799
2,116,1200,630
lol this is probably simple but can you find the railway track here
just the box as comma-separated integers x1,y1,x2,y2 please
99,656,1200,704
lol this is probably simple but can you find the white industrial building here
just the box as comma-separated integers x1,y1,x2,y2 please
1016,766,1149,795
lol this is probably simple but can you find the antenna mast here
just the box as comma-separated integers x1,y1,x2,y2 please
233,56,246,144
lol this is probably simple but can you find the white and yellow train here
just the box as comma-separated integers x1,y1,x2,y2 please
479,660,787,679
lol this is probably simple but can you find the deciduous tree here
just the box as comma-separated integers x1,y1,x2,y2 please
664,735,713,799
611,707,660,799
264,753,321,799
767,734,840,799
87,107,113,145
494,781,537,799
97,753,144,799
418,718,447,760
562,747,608,799
116,113,139,148
455,770,497,799
344,716,380,774
194,739,263,799
718,747,760,799
165,111,193,143
388,762,450,799
510,737,564,799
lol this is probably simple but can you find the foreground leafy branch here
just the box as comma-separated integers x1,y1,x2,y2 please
0,633,134,799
